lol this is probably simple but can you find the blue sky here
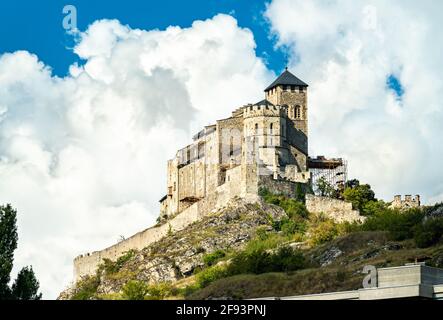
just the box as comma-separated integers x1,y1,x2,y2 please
0,0,287,77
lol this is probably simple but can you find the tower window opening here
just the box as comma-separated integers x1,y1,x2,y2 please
229,136,234,156
270,123,273,135
299,86,303,93
295,105,301,119
255,123,258,134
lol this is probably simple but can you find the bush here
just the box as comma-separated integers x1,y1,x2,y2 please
203,250,226,267
121,280,148,300
146,282,173,300
196,265,227,288
259,188,309,218
100,250,135,275
280,218,307,236
227,247,305,276
413,218,443,248
362,200,388,216
71,275,100,300
308,220,340,246
244,233,286,253
227,250,272,275
361,208,424,241
270,246,305,272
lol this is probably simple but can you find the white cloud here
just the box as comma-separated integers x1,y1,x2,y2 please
0,14,271,299
266,0,443,203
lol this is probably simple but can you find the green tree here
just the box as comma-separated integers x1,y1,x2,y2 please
0,204,18,299
342,180,376,213
316,177,336,198
0,204,42,300
11,266,42,300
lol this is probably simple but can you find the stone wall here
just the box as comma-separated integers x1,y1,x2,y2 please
390,195,421,210
305,194,365,223
74,177,259,282
258,175,309,199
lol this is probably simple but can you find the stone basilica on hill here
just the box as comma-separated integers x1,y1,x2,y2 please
72,70,354,281
159,69,314,220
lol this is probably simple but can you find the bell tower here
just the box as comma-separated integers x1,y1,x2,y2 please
264,69,309,171
264,68,308,135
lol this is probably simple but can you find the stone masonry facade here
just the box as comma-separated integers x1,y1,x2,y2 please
390,195,421,210
72,70,365,282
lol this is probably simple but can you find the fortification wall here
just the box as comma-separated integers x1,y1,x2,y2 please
390,195,421,210
305,194,365,223
74,191,222,281
74,172,255,282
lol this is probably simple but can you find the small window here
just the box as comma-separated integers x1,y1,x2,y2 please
299,86,303,93
291,85,295,91
255,123,258,134
270,123,273,135
295,105,301,119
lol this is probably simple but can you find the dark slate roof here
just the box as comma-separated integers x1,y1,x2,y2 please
254,99,275,106
264,69,308,91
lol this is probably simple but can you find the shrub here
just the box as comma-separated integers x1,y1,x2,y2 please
100,250,135,275
244,233,286,253
227,250,272,275
71,275,100,300
259,188,309,218
121,280,149,300
361,208,424,241
203,250,226,267
227,247,305,276
413,218,443,248
147,282,173,300
196,265,227,288
362,200,388,216
280,218,307,236
308,220,340,246
270,246,305,272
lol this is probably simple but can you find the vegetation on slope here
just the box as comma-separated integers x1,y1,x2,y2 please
67,181,443,300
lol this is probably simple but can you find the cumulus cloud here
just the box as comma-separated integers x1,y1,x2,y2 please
266,0,443,202
0,14,271,298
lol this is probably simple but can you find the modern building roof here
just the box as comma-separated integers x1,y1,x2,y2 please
264,69,308,92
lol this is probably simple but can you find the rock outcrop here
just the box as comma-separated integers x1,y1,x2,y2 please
59,198,287,299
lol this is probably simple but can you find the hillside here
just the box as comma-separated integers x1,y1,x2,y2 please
59,192,443,300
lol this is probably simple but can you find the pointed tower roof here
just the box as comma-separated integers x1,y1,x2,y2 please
264,68,308,91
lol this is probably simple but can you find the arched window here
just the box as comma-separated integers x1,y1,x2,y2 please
295,105,301,119
255,123,258,134
270,123,273,135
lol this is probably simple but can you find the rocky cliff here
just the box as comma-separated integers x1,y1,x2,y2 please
59,197,287,299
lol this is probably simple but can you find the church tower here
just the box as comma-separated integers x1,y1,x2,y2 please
264,69,309,171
